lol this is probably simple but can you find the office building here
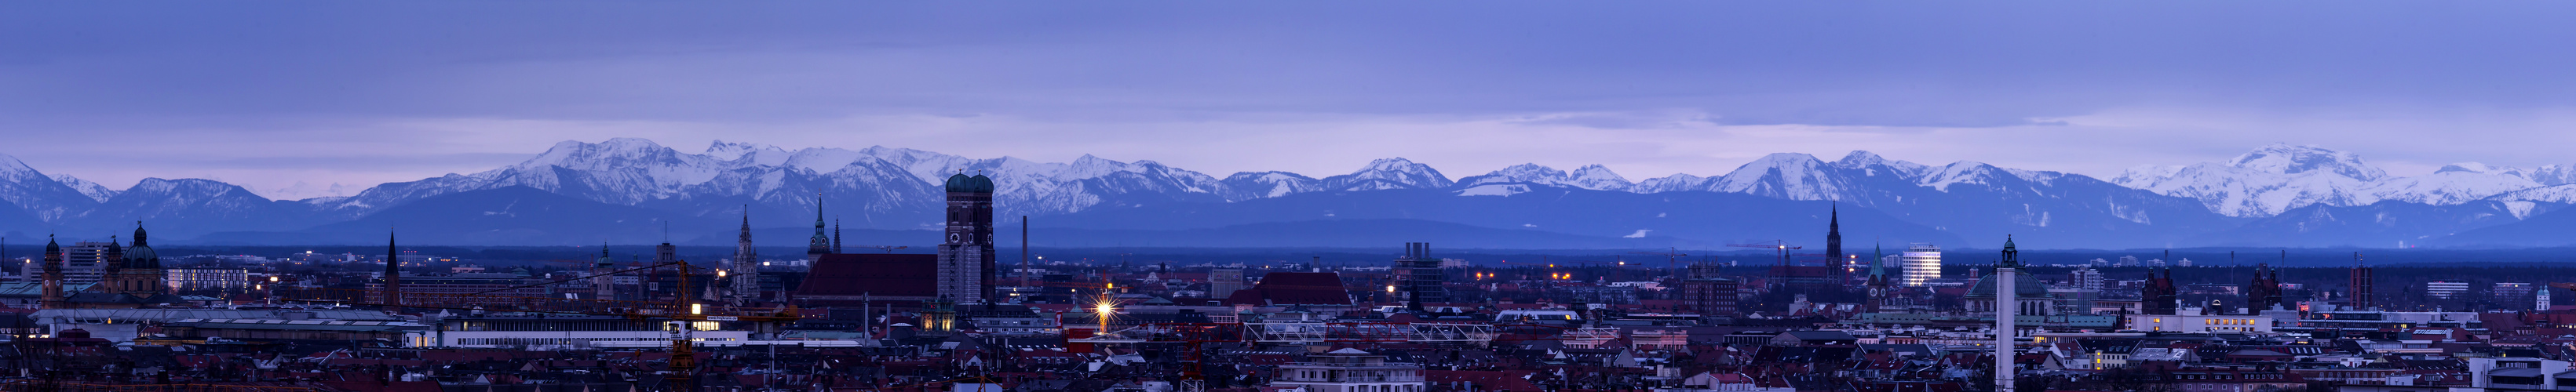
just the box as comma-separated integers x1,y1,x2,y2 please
1900,244,1941,287
2426,281,2468,299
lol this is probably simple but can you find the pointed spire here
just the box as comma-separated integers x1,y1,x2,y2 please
1870,242,1885,278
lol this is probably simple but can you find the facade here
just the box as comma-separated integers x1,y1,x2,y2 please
2143,268,2179,315
436,314,745,350
1209,268,1246,299
366,274,550,307
2124,314,2275,333
1270,348,1427,392
2426,281,2469,299
166,268,250,292
1679,277,1741,317
2495,282,2535,307
1392,242,1447,310
61,241,115,285
938,173,997,303
2246,264,2283,311
1900,245,1940,287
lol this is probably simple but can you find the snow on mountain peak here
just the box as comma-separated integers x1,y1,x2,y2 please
704,140,783,161
51,174,116,202
1456,164,1633,191
2226,143,2388,180
1319,158,1452,191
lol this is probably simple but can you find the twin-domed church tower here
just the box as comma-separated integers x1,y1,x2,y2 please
939,172,998,303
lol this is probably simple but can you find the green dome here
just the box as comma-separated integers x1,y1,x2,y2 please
126,224,161,269
1964,268,2049,299
946,173,995,193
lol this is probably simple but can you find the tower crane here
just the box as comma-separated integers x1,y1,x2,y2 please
1728,241,1802,267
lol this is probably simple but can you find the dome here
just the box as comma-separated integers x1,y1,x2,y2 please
125,224,160,269
945,172,994,193
1963,268,2049,299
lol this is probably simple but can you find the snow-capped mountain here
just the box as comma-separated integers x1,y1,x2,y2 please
2112,143,2557,217
2,137,2571,248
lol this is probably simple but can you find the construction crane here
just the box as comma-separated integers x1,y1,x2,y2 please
1629,248,1689,277
281,260,801,392
1728,241,1802,267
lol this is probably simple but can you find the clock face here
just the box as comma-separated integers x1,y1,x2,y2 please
949,233,962,242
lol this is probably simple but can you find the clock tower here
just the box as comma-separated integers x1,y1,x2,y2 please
938,172,997,303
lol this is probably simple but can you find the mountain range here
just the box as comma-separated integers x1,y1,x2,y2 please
4,138,2572,249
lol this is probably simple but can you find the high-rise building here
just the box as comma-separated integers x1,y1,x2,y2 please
1678,275,1740,317
1900,245,1941,287
2116,256,2139,267
2070,267,2104,292
1210,268,1246,299
62,241,116,285
2425,281,2468,299
2350,252,2375,310
1392,242,1447,310
937,172,997,303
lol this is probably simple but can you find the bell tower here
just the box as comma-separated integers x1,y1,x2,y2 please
937,172,996,303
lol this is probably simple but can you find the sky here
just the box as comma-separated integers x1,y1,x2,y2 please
5,1,2575,199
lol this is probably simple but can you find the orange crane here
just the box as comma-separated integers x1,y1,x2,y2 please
282,260,801,392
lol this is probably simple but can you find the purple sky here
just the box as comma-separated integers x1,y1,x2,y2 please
5,1,2574,199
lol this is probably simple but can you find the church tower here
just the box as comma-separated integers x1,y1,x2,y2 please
807,194,832,263
938,172,997,303
732,210,761,303
40,235,63,309
1825,203,1844,287
1865,243,1890,313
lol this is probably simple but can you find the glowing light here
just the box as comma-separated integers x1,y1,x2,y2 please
1387,285,1398,293
691,303,703,315
717,270,728,278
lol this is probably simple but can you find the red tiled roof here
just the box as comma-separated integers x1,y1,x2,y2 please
799,253,940,298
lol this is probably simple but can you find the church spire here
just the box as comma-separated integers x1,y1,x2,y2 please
1825,201,1844,284
1870,242,1885,278
385,230,403,308
808,194,832,256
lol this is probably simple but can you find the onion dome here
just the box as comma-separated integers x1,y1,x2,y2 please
945,172,997,193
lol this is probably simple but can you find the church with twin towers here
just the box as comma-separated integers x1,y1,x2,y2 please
781,172,998,306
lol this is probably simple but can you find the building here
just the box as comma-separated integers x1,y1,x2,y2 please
1269,348,1426,392
797,253,940,303
1824,205,1845,286
1209,268,1245,299
2122,314,2275,333
938,172,997,303
2351,253,2376,309
365,274,550,307
1900,244,1940,287
435,314,746,350
165,268,249,292
2497,282,2536,307
2071,267,2104,292
2427,281,2468,300
2142,268,2178,315
1965,238,2052,316
2246,264,2284,312
60,241,114,285
1392,242,1447,310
